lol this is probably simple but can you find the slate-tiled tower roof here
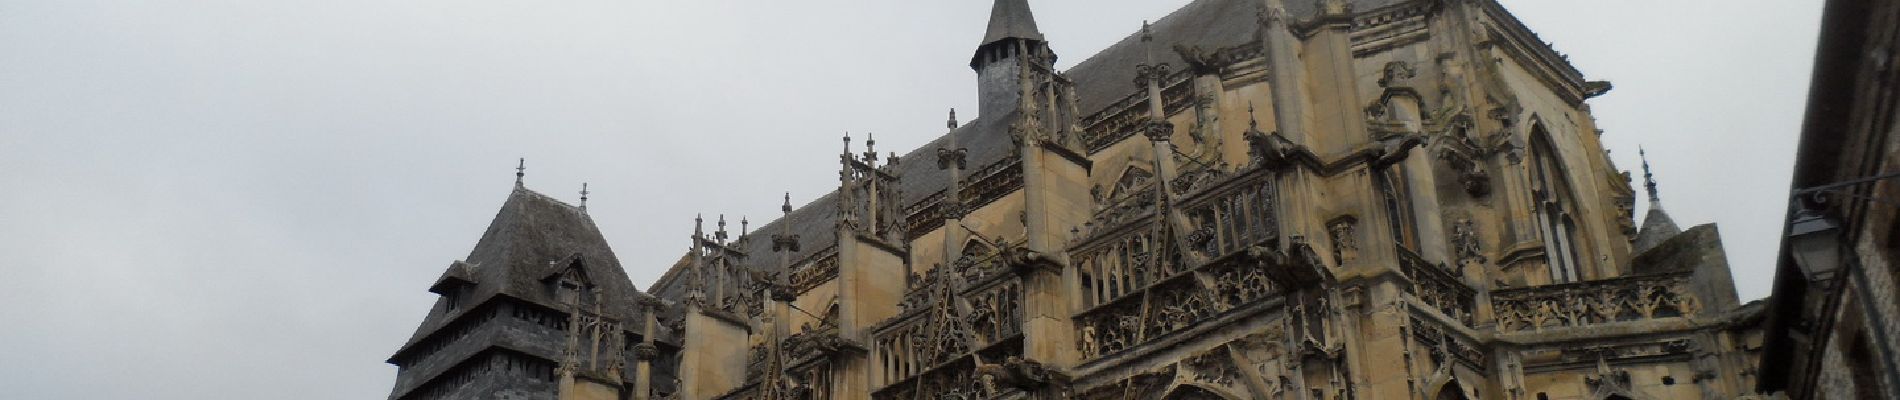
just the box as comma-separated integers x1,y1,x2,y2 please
978,0,1044,46
388,185,661,400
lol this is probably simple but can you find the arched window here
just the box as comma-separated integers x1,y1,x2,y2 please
1529,126,1584,283
1376,166,1418,251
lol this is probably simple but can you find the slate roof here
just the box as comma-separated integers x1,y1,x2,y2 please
1633,207,1682,255
399,186,649,354
712,113,1018,274
1068,0,1401,115
980,0,1044,46
649,0,1405,293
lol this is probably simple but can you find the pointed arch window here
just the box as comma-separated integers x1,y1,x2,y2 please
1528,127,1585,283
1376,165,1419,251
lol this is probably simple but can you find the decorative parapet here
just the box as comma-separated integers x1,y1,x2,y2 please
1178,169,1279,261
1398,247,1476,326
1072,248,1282,363
1490,271,1702,332
868,265,1025,398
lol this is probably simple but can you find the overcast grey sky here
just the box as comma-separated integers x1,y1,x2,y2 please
0,0,1820,398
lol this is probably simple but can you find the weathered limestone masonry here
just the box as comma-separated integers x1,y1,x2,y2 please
387,0,1770,399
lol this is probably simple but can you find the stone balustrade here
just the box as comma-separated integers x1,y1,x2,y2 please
1491,271,1701,332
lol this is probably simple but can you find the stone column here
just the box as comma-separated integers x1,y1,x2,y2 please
1018,136,1091,370
631,298,660,400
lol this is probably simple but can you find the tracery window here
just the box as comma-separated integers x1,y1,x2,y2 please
1528,127,1585,283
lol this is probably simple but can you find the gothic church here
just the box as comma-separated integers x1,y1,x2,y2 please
387,0,1766,399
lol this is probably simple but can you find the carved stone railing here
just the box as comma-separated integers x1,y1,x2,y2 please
1178,169,1278,261
1490,271,1701,332
1073,251,1280,362
1407,313,1486,372
869,267,1024,399
1069,166,1283,363
1398,247,1476,326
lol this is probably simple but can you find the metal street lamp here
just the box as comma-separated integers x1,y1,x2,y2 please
1787,206,1843,281
1785,171,1900,281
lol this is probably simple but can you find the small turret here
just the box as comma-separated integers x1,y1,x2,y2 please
1633,148,1682,253
971,0,1055,120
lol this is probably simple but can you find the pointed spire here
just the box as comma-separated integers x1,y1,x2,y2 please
1633,147,1682,254
515,158,526,187
979,0,1044,46
578,182,590,211
688,214,707,302
740,216,750,241
1640,147,1661,206
783,192,793,214
863,132,879,164
948,108,960,130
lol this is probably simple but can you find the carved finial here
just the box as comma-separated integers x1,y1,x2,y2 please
772,192,800,253
843,132,852,155
694,213,704,237
715,214,729,241
864,132,879,163
948,108,959,130
579,182,590,211
1641,147,1660,206
1140,20,1155,64
1248,101,1260,129
515,158,525,187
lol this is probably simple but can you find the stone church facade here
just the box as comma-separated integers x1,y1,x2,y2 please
387,0,1767,399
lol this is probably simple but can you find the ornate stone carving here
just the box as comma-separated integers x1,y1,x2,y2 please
1244,129,1305,169
789,250,838,297
1450,217,1484,265
1379,61,1417,88
1401,246,1477,324
976,356,1053,391
632,343,659,361
1491,271,1701,332
1134,62,1172,88
1142,119,1175,142
1186,347,1240,386
1328,217,1359,264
